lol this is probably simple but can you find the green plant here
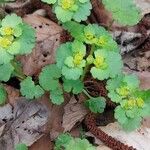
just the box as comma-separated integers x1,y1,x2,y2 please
54,133,96,150
41,0,92,22
15,143,28,150
38,0,150,132
107,74,150,131
0,13,36,104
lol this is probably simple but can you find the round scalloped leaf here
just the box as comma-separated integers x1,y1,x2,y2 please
50,88,64,105
20,77,44,99
56,42,72,69
0,63,14,81
62,66,83,80
73,1,92,22
0,48,14,65
39,64,61,91
63,21,85,42
0,85,7,105
1,13,22,27
41,0,57,4
85,97,106,113
102,0,141,26
17,23,36,54
90,50,123,80
63,79,84,94
123,74,140,89
15,143,28,150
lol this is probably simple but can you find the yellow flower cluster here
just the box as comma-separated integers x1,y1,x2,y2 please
124,97,144,110
93,56,107,69
73,52,84,66
116,86,130,97
0,37,12,48
0,26,14,49
61,0,75,10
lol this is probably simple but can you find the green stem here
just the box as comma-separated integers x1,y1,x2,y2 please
81,45,95,81
82,89,92,99
11,60,26,81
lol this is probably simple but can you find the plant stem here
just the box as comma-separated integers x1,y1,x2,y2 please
11,60,26,81
82,89,92,99
81,45,95,81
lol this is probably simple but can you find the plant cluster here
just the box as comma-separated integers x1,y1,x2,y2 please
54,133,96,150
0,0,149,143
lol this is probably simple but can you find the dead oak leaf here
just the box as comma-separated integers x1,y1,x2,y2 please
0,97,49,150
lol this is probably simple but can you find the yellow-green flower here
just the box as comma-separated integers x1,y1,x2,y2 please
0,37,12,48
116,86,130,97
96,36,108,46
93,55,107,69
73,52,84,66
2,27,14,36
61,0,75,10
136,97,144,108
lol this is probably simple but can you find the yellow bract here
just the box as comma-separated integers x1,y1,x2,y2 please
85,32,94,41
3,27,14,36
73,52,84,66
93,56,106,68
0,37,12,48
117,86,130,97
97,36,107,46
136,97,144,108
124,97,144,110
61,0,74,10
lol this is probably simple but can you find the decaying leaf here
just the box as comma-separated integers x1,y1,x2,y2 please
62,96,88,132
89,122,150,150
0,98,49,150
19,14,66,76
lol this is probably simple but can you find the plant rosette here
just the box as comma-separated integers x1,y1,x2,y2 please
90,49,123,80
63,22,119,52
115,90,150,131
0,14,35,65
106,74,140,103
56,40,86,80
41,0,92,22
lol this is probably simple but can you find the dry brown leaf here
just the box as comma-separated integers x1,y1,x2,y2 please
62,96,88,132
0,98,49,150
92,122,150,150
4,85,20,105
19,14,65,76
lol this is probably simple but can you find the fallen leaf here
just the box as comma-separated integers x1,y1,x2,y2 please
93,122,150,150
62,96,88,132
0,98,49,150
19,14,66,76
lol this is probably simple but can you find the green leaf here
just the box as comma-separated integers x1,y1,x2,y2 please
0,85,7,105
102,0,141,26
20,77,44,99
73,1,92,22
63,79,84,94
15,143,28,150
50,88,64,105
17,23,36,54
0,48,14,65
54,133,73,150
90,50,123,80
56,42,72,69
63,21,85,42
1,13,22,27
41,0,57,4
55,133,96,150
114,106,128,124
62,66,83,80
85,97,106,113
39,64,61,91
0,63,14,81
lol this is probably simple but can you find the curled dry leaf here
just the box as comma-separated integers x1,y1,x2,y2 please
19,14,66,76
62,96,88,132
0,98,49,150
